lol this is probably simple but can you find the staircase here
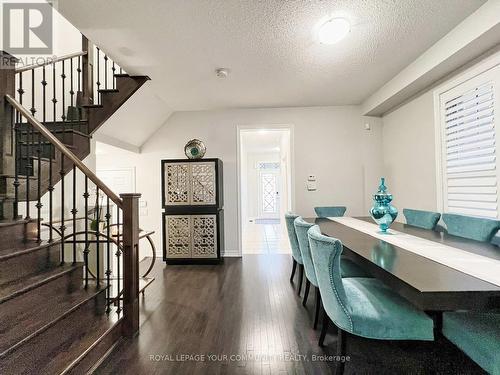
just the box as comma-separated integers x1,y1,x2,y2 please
0,36,145,374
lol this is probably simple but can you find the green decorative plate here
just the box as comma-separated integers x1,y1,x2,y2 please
184,139,206,159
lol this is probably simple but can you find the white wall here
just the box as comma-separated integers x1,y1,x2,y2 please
381,49,500,221
97,106,384,257
382,91,438,218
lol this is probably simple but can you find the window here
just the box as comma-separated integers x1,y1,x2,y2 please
436,63,500,218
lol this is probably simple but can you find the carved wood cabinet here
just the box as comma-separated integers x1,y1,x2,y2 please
161,159,224,264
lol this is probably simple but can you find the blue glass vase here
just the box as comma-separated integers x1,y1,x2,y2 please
369,177,398,233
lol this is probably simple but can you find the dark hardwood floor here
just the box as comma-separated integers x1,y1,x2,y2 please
96,255,484,375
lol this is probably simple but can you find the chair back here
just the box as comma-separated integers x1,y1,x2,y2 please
442,213,500,242
403,208,441,230
314,206,346,218
308,225,352,332
294,217,317,286
285,212,302,263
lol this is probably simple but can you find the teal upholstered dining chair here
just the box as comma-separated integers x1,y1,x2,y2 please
307,225,434,374
442,213,500,242
285,212,304,295
440,213,500,374
442,311,500,375
314,206,346,218
403,208,441,230
294,217,370,329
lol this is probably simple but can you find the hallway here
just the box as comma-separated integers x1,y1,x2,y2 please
241,221,291,254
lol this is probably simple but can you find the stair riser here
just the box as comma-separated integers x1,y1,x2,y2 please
18,121,88,134
0,243,61,286
0,135,90,203
0,265,84,354
66,320,122,375
0,289,107,375
18,143,54,162
0,222,37,251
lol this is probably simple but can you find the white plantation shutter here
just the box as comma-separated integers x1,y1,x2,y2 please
439,66,500,218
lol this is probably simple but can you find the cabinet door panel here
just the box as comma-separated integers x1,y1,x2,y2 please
190,162,216,205
165,163,190,205
165,216,191,258
191,215,217,258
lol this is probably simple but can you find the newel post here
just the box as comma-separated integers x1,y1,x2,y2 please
0,51,18,177
120,193,141,337
81,34,94,105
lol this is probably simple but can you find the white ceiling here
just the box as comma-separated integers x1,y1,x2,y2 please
56,0,485,114
241,130,285,154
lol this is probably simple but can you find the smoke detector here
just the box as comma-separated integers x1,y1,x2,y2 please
215,68,229,78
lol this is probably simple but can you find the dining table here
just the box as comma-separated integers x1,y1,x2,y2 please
304,216,500,312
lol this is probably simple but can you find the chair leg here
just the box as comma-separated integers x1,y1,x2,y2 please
302,279,310,306
318,308,329,347
335,328,347,375
297,265,304,296
290,258,297,282
313,287,321,329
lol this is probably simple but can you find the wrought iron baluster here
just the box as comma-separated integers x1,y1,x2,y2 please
96,47,101,105
72,166,77,264
83,176,89,288
36,67,47,241
61,60,66,142
30,69,36,117
60,153,65,263
106,197,111,313
77,56,81,92
116,206,121,313
24,116,31,220
104,54,108,90
111,62,116,89
49,61,57,242
13,108,19,220
18,73,24,120
70,58,74,120
96,187,101,287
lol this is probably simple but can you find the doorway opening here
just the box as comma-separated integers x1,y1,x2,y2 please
238,128,292,255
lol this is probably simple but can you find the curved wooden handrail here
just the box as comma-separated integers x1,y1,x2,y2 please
5,94,123,208
15,51,87,73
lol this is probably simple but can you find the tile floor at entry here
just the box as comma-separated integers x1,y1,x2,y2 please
241,220,291,254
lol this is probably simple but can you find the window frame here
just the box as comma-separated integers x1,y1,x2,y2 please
434,51,500,217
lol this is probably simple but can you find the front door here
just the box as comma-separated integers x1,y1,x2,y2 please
258,169,280,219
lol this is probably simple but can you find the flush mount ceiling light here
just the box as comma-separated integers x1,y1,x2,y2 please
215,68,229,78
317,17,351,45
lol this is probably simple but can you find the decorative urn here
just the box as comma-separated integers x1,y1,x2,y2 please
369,177,398,233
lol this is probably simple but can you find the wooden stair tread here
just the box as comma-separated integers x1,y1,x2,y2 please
0,218,32,228
98,89,119,93
0,285,107,356
81,104,103,109
0,299,119,375
0,240,61,260
0,263,81,303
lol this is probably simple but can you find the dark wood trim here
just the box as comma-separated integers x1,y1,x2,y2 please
81,35,94,105
120,193,141,338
